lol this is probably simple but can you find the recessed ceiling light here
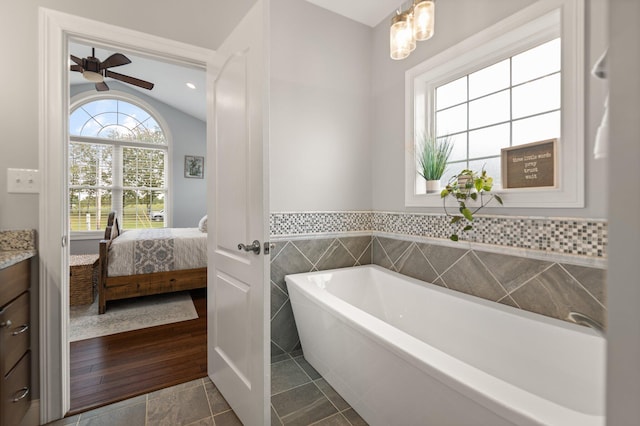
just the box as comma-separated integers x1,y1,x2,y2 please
186,82,196,89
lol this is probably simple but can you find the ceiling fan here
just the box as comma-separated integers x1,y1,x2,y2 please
70,48,154,92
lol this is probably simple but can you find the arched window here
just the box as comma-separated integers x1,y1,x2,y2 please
69,97,169,231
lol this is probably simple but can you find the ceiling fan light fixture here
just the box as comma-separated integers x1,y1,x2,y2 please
70,48,153,91
413,0,435,41
82,70,104,83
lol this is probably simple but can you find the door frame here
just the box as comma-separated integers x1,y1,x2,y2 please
38,8,218,423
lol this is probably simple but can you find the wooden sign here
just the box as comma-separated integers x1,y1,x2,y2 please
501,139,557,189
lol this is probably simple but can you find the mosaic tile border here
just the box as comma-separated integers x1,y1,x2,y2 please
270,211,607,258
270,211,373,237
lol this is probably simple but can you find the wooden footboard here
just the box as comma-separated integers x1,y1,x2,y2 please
98,212,207,314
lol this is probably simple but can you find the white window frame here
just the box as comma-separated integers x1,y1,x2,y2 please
69,91,172,239
405,0,584,208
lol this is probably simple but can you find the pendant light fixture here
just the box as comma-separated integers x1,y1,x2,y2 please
389,0,436,60
413,0,436,41
390,11,414,60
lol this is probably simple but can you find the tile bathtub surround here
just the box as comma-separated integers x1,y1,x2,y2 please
372,236,607,329
270,236,372,358
269,212,607,354
270,212,607,258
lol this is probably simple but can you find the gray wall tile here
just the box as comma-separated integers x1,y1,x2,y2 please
357,242,373,265
271,242,314,294
394,244,438,284
339,236,372,261
270,241,287,259
497,294,520,309
375,237,412,264
271,300,300,353
561,263,607,305
440,252,508,302
371,238,394,270
475,251,552,292
271,282,289,319
293,239,334,265
316,241,358,270
510,264,606,328
418,243,467,275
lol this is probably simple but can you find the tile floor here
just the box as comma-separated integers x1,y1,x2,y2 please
270,353,367,426
46,354,367,426
46,378,241,426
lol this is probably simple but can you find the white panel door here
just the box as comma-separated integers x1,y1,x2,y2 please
207,1,270,425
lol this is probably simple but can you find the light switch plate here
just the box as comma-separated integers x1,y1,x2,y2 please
7,168,40,193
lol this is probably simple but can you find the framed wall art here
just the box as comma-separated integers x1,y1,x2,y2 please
184,155,204,179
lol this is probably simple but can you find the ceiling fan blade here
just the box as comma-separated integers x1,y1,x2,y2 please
100,53,131,69
95,82,110,92
70,64,83,72
70,55,83,66
105,70,154,90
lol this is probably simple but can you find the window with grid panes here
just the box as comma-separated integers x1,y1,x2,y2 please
69,97,168,232
405,0,584,208
436,38,561,187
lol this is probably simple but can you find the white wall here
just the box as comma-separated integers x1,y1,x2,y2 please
0,0,255,231
269,0,373,211
606,1,640,423
370,0,608,218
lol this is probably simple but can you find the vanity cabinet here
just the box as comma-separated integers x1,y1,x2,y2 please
0,259,31,426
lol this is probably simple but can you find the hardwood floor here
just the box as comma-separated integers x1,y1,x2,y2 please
69,289,207,415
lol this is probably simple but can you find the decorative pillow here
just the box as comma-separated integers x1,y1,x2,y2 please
198,215,208,233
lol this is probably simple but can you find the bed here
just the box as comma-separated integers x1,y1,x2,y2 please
98,212,207,314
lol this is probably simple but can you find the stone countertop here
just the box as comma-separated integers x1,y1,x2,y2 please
0,229,37,269
0,250,37,269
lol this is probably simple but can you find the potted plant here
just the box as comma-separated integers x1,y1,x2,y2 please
440,168,503,241
417,134,453,193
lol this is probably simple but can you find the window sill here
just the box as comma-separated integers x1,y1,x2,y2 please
70,231,104,241
406,185,584,208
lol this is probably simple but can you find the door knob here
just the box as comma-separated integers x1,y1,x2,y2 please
238,240,261,255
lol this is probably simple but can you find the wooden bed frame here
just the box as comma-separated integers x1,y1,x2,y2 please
98,212,207,314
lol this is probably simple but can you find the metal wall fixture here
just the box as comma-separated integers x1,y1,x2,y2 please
390,0,436,60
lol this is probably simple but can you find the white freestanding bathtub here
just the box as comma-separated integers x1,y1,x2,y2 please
286,265,605,426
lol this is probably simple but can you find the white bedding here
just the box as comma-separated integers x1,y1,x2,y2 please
107,228,207,277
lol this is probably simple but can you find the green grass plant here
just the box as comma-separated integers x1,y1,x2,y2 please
417,134,453,181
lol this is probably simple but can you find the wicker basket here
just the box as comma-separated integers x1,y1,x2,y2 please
69,254,99,306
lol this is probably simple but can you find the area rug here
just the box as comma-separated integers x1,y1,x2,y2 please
69,291,198,342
